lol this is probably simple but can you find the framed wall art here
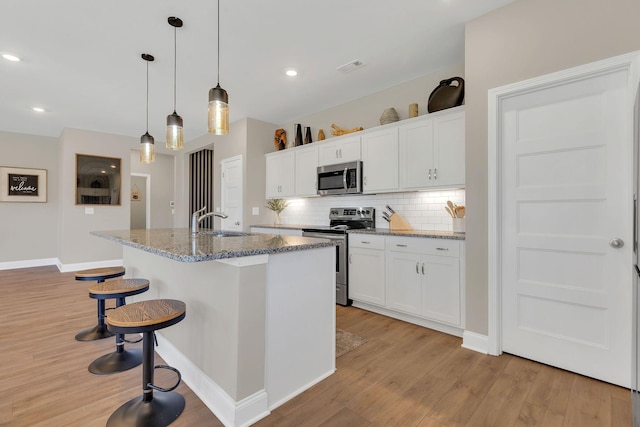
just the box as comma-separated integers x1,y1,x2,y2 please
0,166,48,203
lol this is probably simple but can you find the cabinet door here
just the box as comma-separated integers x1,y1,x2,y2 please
399,118,434,189
386,250,422,315
421,255,460,325
432,111,465,187
295,145,318,197
349,247,385,306
265,151,294,198
361,127,398,193
318,135,361,166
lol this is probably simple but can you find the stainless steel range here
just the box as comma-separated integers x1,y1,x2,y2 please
302,207,375,306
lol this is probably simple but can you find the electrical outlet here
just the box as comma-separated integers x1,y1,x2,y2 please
252,207,259,215
85,207,94,215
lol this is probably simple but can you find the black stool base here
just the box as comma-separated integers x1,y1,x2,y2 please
107,392,185,427
89,349,143,375
75,324,115,341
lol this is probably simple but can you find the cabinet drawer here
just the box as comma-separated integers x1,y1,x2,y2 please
349,234,385,250
386,236,459,257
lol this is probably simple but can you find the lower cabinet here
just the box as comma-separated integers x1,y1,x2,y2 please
348,234,386,306
349,233,464,334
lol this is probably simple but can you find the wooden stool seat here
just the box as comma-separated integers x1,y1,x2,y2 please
106,299,186,427
74,266,126,341
87,278,150,376
75,266,126,282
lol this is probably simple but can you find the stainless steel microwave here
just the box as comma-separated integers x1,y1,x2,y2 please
317,161,362,195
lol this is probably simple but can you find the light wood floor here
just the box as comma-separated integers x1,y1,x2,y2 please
0,266,632,426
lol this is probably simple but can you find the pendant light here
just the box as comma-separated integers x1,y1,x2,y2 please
166,17,184,150
140,53,155,164
208,0,229,135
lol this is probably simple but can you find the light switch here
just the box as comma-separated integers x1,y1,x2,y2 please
85,207,94,215
252,207,260,215
169,201,175,208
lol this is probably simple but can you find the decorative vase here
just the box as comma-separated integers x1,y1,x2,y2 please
304,127,312,144
427,77,465,113
409,103,418,118
294,124,303,146
380,108,399,125
274,211,281,225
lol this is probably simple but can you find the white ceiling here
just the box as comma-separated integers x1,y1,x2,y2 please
1,0,514,144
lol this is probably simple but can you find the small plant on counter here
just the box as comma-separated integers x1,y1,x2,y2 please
265,198,289,225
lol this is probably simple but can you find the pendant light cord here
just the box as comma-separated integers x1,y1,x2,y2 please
146,59,149,131
217,0,220,85
173,25,177,112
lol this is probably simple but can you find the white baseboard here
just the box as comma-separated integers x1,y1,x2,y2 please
56,259,124,273
0,258,58,271
462,330,489,354
154,332,270,427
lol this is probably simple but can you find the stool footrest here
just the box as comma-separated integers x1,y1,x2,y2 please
147,365,181,392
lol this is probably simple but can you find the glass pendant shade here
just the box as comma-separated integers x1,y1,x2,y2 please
166,111,184,150
140,132,155,163
208,84,229,135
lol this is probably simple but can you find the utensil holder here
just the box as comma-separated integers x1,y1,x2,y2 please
452,218,465,233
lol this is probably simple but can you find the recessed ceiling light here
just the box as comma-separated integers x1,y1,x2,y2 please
285,69,298,77
32,107,45,113
2,54,21,62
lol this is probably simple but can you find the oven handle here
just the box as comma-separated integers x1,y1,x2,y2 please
302,232,345,241
343,168,348,191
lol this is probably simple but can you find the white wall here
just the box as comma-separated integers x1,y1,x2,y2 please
0,131,59,263
464,0,640,335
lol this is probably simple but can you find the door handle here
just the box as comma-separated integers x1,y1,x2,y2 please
434,168,437,180
416,262,419,274
428,169,432,180
349,254,352,264
609,238,624,249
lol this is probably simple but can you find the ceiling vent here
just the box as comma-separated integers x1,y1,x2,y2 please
336,59,366,73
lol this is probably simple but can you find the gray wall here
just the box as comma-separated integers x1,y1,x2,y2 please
130,151,175,229
464,0,640,334
0,131,59,262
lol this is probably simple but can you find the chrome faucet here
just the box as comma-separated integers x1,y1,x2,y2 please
191,206,228,234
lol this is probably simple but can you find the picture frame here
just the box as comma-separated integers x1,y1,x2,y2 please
75,154,121,206
0,166,48,203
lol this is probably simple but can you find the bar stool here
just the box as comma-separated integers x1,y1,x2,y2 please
87,278,150,375
74,266,126,341
106,299,186,427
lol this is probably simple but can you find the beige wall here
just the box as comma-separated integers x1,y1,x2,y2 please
0,131,59,262
464,0,640,334
130,151,175,229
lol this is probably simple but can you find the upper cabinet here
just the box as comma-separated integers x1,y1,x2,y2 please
361,127,398,193
264,106,465,199
399,109,465,190
318,135,361,166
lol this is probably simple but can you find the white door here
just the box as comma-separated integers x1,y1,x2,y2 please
500,66,633,386
220,155,243,231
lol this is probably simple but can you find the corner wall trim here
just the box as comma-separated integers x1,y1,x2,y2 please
462,330,489,354
56,259,124,273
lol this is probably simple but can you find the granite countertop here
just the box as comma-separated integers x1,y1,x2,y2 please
347,228,465,240
91,228,337,263
250,224,465,240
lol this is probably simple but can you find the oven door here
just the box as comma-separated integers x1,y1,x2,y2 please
301,231,347,305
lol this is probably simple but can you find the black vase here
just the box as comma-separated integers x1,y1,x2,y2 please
304,127,312,144
294,124,303,146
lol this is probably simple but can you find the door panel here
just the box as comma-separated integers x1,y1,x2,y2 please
501,68,632,387
221,156,243,231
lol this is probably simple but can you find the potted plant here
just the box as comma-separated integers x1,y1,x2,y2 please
265,198,289,225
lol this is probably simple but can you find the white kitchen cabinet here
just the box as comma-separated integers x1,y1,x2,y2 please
318,135,361,166
294,145,318,197
348,234,386,307
361,127,399,193
399,107,464,190
349,233,465,335
265,150,294,198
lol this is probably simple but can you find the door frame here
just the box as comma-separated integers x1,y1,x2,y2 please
487,51,640,356
131,173,151,229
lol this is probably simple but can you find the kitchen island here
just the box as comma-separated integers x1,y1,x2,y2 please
91,229,337,427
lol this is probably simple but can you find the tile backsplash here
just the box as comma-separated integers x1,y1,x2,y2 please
278,189,465,232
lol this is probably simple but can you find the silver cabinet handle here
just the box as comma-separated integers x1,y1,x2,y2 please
416,262,419,274
421,263,425,275
436,247,449,251
349,254,352,264
235,221,240,226
428,169,432,180
434,168,437,180
339,148,343,158
364,176,367,186
396,244,407,247
361,241,371,244
336,149,339,158
609,238,624,248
